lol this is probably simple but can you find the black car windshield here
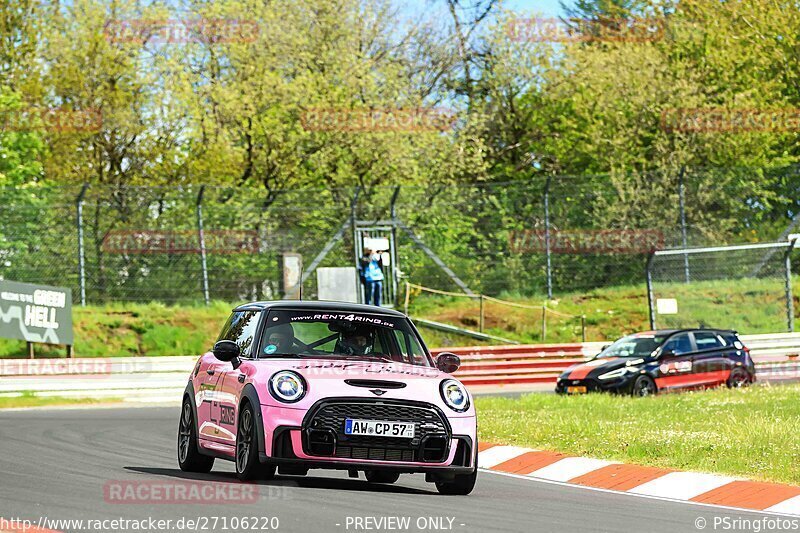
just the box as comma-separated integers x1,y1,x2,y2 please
595,334,667,359
257,309,433,367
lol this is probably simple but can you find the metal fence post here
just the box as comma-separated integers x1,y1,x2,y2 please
390,186,401,305
351,187,362,302
541,304,547,341
479,295,485,333
646,252,656,329
678,166,690,283
76,184,89,306
785,239,796,332
544,176,553,299
196,186,210,306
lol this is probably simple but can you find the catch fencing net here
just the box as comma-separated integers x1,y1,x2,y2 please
647,242,795,333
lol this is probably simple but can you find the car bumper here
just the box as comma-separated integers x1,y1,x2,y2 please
555,376,635,394
261,401,477,472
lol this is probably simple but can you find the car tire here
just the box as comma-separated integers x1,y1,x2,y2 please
365,470,400,484
727,368,751,388
178,397,215,473
435,441,478,496
236,402,276,481
631,375,657,397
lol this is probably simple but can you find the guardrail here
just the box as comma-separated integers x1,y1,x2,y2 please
0,333,798,398
436,333,800,387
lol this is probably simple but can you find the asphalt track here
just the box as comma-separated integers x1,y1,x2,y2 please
0,407,788,533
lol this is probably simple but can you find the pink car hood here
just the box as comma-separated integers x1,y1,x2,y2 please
232,356,474,417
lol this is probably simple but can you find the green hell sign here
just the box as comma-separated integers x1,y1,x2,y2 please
0,280,73,345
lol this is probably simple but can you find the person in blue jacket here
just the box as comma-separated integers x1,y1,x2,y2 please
359,247,385,306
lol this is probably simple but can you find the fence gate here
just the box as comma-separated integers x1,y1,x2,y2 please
355,221,399,307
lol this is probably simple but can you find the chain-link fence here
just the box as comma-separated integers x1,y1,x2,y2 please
0,166,796,307
647,242,795,333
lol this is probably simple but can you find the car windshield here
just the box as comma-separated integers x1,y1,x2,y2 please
257,309,433,367
595,334,668,359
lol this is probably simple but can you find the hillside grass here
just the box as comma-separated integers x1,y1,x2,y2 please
0,301,232,358
476,383,800,485
0,276,794,357
410,277,796,346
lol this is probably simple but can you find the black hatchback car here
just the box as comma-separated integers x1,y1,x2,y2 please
555,329,755,397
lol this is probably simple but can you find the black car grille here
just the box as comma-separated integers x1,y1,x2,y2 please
302,400,450,462
334,446,415,462
556,378,601,392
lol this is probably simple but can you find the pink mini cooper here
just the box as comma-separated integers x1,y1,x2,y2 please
177,301,477,495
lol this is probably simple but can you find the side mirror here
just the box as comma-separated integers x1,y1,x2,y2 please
660,349,676,359
435,352,461,374
601,344,611,351
213,340,241,369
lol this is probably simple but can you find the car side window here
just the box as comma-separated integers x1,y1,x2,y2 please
217,313,236,342
220,310,261,358
662,333,693,355
393,329,426,365
719,332,737,347
694,331,724,351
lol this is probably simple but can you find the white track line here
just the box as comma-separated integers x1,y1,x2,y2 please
766,495,800,515
628,472,739,500
478,446,534,468
527,457,617,482
479,468,799,518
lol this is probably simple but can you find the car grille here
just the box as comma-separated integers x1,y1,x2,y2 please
302,400,450,462
334,446,415,462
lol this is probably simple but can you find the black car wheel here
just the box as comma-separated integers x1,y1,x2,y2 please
365,471,400,484
236,402,276,481
727,368,751,388
177,398,215,473
435,441,478,495
631,375,657,397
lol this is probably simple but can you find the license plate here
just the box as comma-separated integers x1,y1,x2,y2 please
567,386,587,394
344,419,415,438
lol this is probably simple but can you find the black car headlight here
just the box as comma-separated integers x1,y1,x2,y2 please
598,368,628,380
599,365,642,380
440,379,470,412
268,370,306,403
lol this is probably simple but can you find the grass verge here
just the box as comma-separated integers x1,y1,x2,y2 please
0,392,123,409
476,384,800,485
0,276,795,357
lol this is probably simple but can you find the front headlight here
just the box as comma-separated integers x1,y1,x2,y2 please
598,368,628,380
268,371,306,403
440,379,470,412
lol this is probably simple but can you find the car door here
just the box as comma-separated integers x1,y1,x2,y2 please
195,357,226,442
196,314,238,445
214,309,262,447
655,332,698,390
690,331,731,387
